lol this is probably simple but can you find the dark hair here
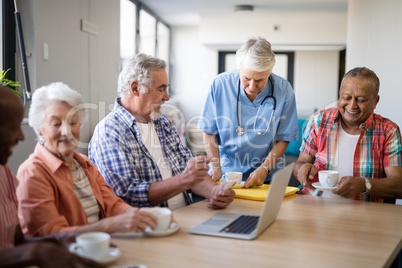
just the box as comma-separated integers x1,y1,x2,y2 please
340,67,380,96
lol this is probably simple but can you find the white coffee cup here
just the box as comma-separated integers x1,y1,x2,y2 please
69,232,110,261
222,172,243,185
318,170,339,187
142,207,172,231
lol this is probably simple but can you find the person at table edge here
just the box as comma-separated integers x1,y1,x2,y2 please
88,53,235,210
293,67,402,202
0,85,104,267
197,37,299,188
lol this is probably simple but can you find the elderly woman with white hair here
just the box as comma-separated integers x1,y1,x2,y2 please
197,37,299,187
16,82,159,237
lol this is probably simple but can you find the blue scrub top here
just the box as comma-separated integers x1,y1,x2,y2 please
197,69,299,180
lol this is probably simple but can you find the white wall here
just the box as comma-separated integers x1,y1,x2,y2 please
346,0,402,128
170,10,346,123
169,26,217,123
294,50,340,117
200,11,347,48
8,0,120,173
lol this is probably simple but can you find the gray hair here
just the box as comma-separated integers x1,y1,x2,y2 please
235,37,276,72
117,53,167,97
340,67,380,96
28,82,87,138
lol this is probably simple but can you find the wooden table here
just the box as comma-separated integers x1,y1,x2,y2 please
110,195,402,268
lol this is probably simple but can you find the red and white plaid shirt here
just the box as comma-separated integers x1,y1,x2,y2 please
300,108,402,202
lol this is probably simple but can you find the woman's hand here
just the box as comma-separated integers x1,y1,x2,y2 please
244,167,267,188
105,207,158,233
211,166,222,182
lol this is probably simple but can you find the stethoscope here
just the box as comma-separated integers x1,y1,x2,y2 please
236,76,276,136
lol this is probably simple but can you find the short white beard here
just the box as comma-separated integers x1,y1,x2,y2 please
149,101,165,121
150,110,162,121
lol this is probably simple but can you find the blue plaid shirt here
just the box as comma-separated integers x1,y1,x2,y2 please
88,98,194,208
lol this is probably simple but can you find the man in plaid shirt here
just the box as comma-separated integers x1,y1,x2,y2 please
89,53,235,210
293,67,402,202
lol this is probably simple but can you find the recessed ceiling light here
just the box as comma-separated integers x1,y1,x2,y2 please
234,5,254,12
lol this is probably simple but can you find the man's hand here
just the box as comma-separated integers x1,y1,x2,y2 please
21,231,77,249
332,176,365,198
42,232,77,248
37,242,106,268
0,241,106,268
207,184,235,209
181,156,211,188
244,167,267,188
296,163,317,189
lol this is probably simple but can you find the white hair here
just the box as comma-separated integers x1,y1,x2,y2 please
28,82,87,138
117,53,167,98
235,37,276,72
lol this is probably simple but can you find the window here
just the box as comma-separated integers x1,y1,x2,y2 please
120,0,170,61
157,22,170,62
139,9,156,56
120,0,137,66
1,0,17,83
120,0,171,91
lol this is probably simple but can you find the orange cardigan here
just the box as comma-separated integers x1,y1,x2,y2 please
16,144,130,236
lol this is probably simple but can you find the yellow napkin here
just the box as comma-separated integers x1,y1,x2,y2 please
232,184,299,201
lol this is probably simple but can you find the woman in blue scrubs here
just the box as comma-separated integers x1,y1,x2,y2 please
197,37,299,188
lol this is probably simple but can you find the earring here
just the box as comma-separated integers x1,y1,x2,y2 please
39,136,45,144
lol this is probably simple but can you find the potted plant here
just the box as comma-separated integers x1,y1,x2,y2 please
0,68,22,96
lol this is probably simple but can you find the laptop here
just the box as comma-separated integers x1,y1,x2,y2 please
189,162,294,240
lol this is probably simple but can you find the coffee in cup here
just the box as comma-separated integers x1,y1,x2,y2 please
318,170,339,187
69,232,110,261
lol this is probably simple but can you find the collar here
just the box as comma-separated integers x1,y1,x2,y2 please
359,112,375,131
114,98,137,127
238,78,271,105
327,108,375,131
115,97,163,127
326,108,341,124
34,143,89,174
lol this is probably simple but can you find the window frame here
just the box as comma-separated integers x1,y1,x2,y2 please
1,0,17,82
123,0,171,59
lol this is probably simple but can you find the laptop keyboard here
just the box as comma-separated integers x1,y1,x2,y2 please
219,215,259,234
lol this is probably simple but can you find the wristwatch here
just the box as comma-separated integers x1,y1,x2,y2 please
260,164,270,175
363,177,372,194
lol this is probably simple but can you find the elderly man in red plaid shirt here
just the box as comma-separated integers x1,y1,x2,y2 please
293,67,402,203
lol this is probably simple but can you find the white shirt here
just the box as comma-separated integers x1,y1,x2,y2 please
321,122,360,198
137,122,187,210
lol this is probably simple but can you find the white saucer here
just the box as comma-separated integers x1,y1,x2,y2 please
220,180,245,189
312,182,338,191
69,246,121,264
231,181,245,189
144,222,180,237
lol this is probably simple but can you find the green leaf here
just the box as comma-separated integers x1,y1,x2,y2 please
10,88,23,97
0,68,22,96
